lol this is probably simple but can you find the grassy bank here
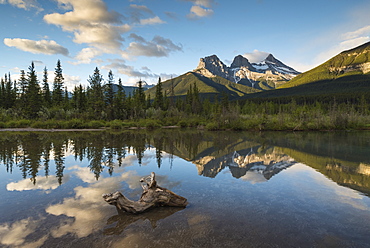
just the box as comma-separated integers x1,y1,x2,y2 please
0,113,369,131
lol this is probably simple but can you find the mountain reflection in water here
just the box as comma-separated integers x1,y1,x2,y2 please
0,130,369,194
194,146,296,180
0,130,370,247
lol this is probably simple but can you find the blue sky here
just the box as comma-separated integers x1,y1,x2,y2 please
1,0,370,89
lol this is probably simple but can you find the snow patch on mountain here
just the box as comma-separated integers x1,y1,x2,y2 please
194,53,300,90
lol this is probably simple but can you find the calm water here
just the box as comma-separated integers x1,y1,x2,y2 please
0,130,370,248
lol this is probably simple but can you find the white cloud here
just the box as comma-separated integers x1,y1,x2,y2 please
0,218,47,248
342,25,370,40
6,175,66,191
139,16,165,25
122,34,182,59
183,0,214,8
44,0,130,61
0,0,43,11
243,50,270,63
103,59,156,78
187,5,214,18
72,47,103,65
314,25,370,66
4,38,69,56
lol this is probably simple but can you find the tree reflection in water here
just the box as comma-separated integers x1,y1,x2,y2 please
0,130,370,195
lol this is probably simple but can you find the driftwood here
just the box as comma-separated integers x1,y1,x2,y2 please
102,172,188,214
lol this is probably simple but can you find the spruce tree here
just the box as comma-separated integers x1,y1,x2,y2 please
87,67,104,118
24,62,41,118
113,78,126,119
4,73,16,109
0,78,4,108
153,77,164,110
42,67,51,106
105,70,115,119
52,59,64,107
133,80,146,118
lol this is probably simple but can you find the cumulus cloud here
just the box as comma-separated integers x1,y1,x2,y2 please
182,0,214,8
122,34,182,59
72,47,103,64
129,4,154,23
183,0,215,19
0,0,43,11
0,218,48,248
6,175,66,191
187,5,214,18
44,0,130,62
243,50,270,63
128,4,165,26
139,16,165,25
4,38,69,56
103,59,156,78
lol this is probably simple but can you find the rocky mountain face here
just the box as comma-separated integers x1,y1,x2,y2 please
194,54,300,90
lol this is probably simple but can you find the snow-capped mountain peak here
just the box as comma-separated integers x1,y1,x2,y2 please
194,53,300,90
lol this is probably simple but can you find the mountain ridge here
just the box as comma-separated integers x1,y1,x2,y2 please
194,53,300,90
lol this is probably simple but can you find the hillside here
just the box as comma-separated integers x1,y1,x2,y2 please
280,41,370,89
238,42,370,101
145,71,261,100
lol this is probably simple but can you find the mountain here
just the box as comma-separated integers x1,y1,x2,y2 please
194,54,300,90
104,81,154,96
146,53,299,100
280,41,370,89
239,42,370,100
146,71,260,100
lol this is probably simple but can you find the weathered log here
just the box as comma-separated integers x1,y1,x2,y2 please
102,172,188,214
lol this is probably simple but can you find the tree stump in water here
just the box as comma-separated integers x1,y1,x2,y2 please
102,172,188,214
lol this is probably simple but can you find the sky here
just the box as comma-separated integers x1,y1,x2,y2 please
1,0,370,89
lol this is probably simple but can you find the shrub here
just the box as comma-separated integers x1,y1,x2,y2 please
205,121,219,131
145,119,161,130
177,120,188,128
109,120,124,129
88,120,105,129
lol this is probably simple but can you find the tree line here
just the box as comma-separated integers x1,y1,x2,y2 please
1,60,369,130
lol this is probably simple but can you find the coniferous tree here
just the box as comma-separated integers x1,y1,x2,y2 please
0,77,4,108
87,67,104,118
24,62,41,118
64,87,70,109
72,84,87,111
52,59,64,107
18,69,27,108
132,80,146,118
105,70,115,120
153,77,164,110
42,67,51,106
113,78,126,119
4,73,16,109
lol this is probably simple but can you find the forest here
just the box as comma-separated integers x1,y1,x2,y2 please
1,60,370,131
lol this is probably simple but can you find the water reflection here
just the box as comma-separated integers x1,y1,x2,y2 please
104,207,185,235
0,130,370,247
1,130,369,194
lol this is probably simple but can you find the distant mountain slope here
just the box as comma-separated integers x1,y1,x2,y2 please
280,41,370,89
238,42,370,100
146,72,260,100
